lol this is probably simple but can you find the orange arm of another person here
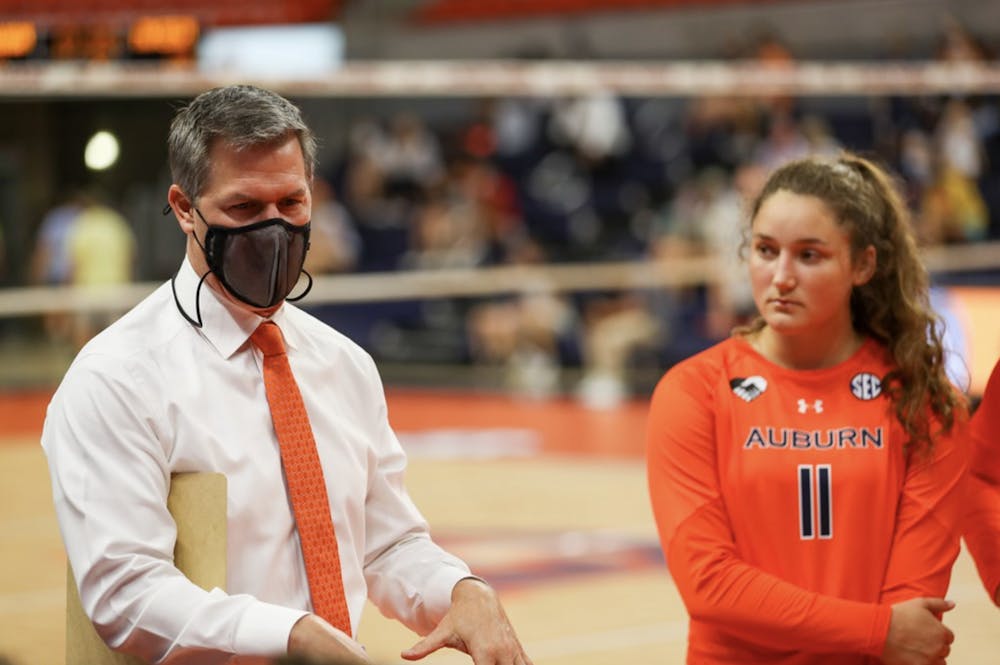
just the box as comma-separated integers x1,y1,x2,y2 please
964,358,1000,605
971,359,1000,486
964,474,1000,606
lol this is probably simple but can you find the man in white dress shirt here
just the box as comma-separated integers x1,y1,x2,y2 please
41,85,532,665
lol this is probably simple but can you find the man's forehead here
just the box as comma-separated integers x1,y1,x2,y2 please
207,134,304,160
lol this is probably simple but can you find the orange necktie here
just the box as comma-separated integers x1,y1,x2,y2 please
251,321,352,634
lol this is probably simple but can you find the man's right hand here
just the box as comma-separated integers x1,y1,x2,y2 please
881,598,955,665
287,614,372,664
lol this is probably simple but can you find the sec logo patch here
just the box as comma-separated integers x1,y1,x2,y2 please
851,372,882,400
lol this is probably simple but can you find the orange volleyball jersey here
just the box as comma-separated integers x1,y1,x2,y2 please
965,358,1000,603
647,336,968,664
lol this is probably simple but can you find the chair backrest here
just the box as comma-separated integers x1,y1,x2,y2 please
66,472,227,665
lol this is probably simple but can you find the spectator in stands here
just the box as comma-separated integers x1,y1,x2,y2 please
800,114,842,158
64,189,137,348
745,25,796,116
30,190,85,342
66,190,136,289
913,98,989,245
380,112,445,192
701,163,768,339
467,281,575,400
925,98,989,242
448,152,574,397
403,185,485,271
752,111,813,172
548,90,631,167
31,190,84,288
575,292,659,409
937,14,990,63
302,177,360,276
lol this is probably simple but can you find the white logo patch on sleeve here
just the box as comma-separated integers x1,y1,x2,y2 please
730,376,768,402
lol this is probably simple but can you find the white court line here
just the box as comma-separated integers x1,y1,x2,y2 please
525,621,688,659
0,588,64,614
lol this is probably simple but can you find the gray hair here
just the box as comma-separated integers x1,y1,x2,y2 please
167,84,317,200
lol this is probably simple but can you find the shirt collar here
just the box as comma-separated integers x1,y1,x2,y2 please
173,257,298,359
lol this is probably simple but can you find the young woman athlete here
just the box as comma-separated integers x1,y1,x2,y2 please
647,153,968,665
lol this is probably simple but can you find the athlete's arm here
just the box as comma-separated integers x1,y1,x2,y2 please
646,363,889,657
971,359,1000,485
963,475,1000,606
879,411,970,605
964,358,1000,606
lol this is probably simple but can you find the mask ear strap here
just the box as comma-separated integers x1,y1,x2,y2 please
171,269,209,328
166,200,210,255
286,269,313,303
191,208,212,257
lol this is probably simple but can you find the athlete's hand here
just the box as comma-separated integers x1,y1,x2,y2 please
287,614,372,664
881,598,955,665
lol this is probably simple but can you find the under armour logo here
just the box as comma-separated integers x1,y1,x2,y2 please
797,399,824,413
731,376,768,402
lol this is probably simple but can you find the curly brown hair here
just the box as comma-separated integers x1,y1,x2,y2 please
739,152,963,452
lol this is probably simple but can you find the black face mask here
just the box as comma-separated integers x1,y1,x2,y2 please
194,208,312,309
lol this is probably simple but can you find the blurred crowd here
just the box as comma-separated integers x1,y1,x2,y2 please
306,28,999,405
28,22,1000,406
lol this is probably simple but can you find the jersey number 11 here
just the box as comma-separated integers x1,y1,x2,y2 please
798,464,832,540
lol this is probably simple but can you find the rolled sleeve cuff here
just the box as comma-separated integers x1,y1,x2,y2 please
422,564,477,620
233,601,308,657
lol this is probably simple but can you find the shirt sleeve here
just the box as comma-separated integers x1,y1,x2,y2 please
41,354,306,664
964,358,1000,604
646,362,891,657
878,413,969,604
971,359,1000,485
358,356,472,636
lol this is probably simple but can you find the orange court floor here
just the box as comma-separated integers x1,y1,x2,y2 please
1,388,998,665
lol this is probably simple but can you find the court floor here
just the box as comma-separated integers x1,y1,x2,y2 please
1,389,997,664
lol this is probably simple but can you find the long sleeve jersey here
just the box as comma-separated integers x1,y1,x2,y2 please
964,357,1000,604
647,336,969,664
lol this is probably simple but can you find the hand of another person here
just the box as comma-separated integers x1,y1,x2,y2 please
287,614,372,665
881,598,955,665
401,578,532,665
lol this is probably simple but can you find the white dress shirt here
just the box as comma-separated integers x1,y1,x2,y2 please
41,258,472,664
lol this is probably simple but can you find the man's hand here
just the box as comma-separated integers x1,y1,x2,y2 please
401,578,532,665
881,598,955,665
287,614,371,665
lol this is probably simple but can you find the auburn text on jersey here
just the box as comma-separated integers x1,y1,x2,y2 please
743,426,885,449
